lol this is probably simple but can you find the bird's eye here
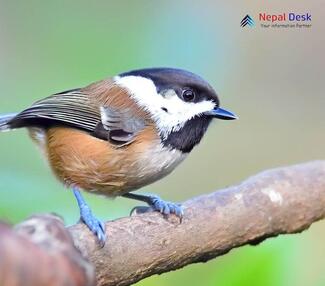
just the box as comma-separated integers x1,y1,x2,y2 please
181,89,196,102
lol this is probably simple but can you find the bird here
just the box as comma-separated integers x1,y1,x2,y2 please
0,67,237,245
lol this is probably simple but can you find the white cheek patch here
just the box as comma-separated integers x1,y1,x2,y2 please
114,75,215,138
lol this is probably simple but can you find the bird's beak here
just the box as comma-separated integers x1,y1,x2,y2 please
205,107,238,120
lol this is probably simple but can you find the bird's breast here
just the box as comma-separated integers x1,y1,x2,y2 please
128,142,187,190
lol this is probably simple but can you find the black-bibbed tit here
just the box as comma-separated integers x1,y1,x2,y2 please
0,67,237,245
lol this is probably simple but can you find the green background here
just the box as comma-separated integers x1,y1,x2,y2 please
0,1,324,285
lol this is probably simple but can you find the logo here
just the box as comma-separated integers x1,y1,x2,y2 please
241,12,312,29
240,15,255,27
259,13,311,22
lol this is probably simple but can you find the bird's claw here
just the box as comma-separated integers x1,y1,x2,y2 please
80,206,106,247
149,195,184,221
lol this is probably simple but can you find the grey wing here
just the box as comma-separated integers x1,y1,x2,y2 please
8,89,101,131
8,89,146,145
98,106,146,145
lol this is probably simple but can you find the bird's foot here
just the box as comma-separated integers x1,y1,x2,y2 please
73,188,106,246
79,205,106,246
131,195,183,221
149,195,184,218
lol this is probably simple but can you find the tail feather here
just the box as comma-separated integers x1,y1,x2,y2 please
0,113,18,131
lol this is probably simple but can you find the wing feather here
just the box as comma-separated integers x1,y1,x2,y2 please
9,82,149,146
99,106,146,144
10,90,100,131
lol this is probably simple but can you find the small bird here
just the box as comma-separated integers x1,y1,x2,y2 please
0,68,237,245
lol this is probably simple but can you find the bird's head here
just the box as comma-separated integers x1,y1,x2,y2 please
115,67,237,152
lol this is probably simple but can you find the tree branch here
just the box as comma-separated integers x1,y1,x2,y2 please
1,161,325,286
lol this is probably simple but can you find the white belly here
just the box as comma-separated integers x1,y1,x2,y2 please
126,143,187,191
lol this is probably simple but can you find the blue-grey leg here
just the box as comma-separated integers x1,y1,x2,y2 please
122,193,184,220
73,187,106,245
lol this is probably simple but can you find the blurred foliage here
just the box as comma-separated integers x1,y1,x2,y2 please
0,0,324,285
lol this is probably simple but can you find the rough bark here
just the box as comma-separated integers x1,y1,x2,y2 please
0,214,95,286
1,160,325,286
